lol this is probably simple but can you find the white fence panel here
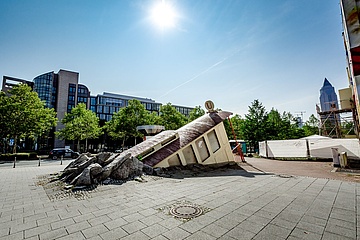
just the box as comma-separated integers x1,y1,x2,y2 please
266,140,308,158
259,141,266,157
309,139,360,159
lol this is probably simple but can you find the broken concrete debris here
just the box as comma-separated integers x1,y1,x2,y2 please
60,152,153,187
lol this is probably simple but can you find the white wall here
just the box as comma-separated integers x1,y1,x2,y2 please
259,139,360,159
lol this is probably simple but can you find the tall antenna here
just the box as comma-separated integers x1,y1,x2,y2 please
295,111,306,127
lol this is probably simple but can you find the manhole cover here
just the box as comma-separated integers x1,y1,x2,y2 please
276,174,294,178
169,205,203,219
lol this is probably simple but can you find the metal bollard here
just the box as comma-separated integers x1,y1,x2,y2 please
38,156,41,167
13,156,16,168
60,155,63,165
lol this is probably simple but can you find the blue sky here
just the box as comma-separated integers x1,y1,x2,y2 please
0,0,347,121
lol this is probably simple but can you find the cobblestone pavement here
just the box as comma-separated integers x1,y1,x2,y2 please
241,156,360,183
0,160,358,240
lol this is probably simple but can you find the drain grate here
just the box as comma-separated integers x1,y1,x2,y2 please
169,205,203,219
159,200,211,221
276,174,294,178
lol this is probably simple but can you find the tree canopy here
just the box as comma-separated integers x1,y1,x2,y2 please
0,84,57,153
303,114,320,136
225,99,314,152
241,100,268,151
188,105,205,122
56,103,102,152
159,103,188,130
105,99,149,146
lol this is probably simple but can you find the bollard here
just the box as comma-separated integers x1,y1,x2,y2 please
60,155,63,165
38,156,41,167
13,156,16,168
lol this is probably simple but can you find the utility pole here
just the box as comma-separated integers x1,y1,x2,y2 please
295,111,306,127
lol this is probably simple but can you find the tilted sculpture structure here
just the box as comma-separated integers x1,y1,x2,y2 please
60,110,234,186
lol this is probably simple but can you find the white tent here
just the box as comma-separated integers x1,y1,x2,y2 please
300,134,331,140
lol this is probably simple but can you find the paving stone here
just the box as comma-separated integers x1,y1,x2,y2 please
99,227,128,240
39,227,68,240
65,220,91,234
37,214,61,226
0,231,23,240
256,223,292,239
122,220,147,234
81,224,108,239
152,235,169,240
289,227,322,240
72,212,96,223
103,218,128,230
120,230,150,240
322,231,354,240
87,214,111,227
139,214,163,226
201,223,228,238
138,208,158,217
296,221,325,235
57,231,85,240
162,226,191,240
50,218,75,230
327,217,356,230
24,224,51,239
10,220,37,234
0,228,9,238
184,230,216,240
141,224,168,238
325,221,356,239
226,226,257,240
123,212,143,223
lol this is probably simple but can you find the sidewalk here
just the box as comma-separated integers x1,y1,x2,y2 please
0,160,358,240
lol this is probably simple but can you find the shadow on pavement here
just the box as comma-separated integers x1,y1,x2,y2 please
156,163,273,179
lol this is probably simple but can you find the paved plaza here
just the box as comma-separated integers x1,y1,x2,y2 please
0,158,358,240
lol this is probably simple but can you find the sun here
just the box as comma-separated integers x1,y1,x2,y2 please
150,0,178,30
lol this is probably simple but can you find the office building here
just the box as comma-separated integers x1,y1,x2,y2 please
1,69,194,150
319,78,340,112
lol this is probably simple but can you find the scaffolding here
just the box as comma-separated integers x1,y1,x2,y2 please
316,101,359,138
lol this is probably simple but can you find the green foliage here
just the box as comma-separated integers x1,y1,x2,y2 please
0,84,57,153
267,109,306,140
105,99,149,143
188,105,205,122
239,100,309,152
303,114,320,136
241,100,268,151
225,114,244,140
56,103,102,151
159,103,188,130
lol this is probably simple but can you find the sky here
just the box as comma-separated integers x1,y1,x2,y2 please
0,0,347,122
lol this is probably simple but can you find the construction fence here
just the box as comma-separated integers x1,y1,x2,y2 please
259,138,360,160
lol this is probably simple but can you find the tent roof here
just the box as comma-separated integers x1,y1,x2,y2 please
300,134,331,140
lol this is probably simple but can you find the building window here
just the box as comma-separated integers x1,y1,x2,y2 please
207,130,220,153
195,137,210,161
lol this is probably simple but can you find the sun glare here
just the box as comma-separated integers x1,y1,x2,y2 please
150,0,177,30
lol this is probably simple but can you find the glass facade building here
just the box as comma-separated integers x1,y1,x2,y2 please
2,69,194,150
94,92,163,121
33,72,57,109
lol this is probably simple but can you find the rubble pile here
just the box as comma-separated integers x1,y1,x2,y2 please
59,152,153,186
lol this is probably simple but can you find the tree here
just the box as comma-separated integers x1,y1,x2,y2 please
303,114,319,136
105,99,149,148
188,105,205,122
266,109,305,140
0,84,57,153
159,103,187,130
56,103,102,152
225,114,244,140
241,100,268,152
